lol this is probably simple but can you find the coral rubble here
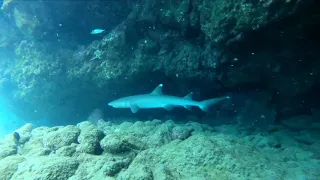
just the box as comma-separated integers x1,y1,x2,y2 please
0,119,319,179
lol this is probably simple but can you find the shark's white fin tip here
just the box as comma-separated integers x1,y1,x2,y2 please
151,84,163,95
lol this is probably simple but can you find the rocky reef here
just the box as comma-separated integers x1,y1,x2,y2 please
0,0,320,127
0,119,319,179
1,1,319,178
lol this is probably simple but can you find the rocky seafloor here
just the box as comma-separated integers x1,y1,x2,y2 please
0,118,319,180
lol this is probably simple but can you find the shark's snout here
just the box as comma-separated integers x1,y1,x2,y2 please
108,100,116,106
107,100,126,108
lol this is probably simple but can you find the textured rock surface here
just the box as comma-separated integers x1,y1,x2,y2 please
0,156,25,180
0,119,319,179
0,132,19,159
43,125,80,151
76,121,104,154
11,156,79,180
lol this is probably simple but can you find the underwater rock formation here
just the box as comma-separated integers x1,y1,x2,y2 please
0,0,132,42
0,0,319,124
0,119,319,179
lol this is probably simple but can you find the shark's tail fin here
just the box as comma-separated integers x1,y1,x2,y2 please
198,96,230,112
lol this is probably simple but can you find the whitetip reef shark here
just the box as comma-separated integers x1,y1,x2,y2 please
108,84,230,113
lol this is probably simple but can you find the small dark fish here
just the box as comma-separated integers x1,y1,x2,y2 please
13,131,20,145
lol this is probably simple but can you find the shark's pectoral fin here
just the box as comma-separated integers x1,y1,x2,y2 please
184,105,192,111
163,105,174,111
130,104,140,113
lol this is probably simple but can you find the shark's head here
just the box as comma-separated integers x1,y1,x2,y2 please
108,98,130,108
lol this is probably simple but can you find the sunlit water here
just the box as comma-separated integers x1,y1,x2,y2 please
0,97,26,137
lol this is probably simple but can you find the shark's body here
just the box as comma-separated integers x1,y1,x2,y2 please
108,84,230,113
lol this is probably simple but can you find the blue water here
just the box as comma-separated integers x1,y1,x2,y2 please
0,96,25,137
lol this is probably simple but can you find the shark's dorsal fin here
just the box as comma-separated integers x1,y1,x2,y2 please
150,84,163,95
184,92,193,100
